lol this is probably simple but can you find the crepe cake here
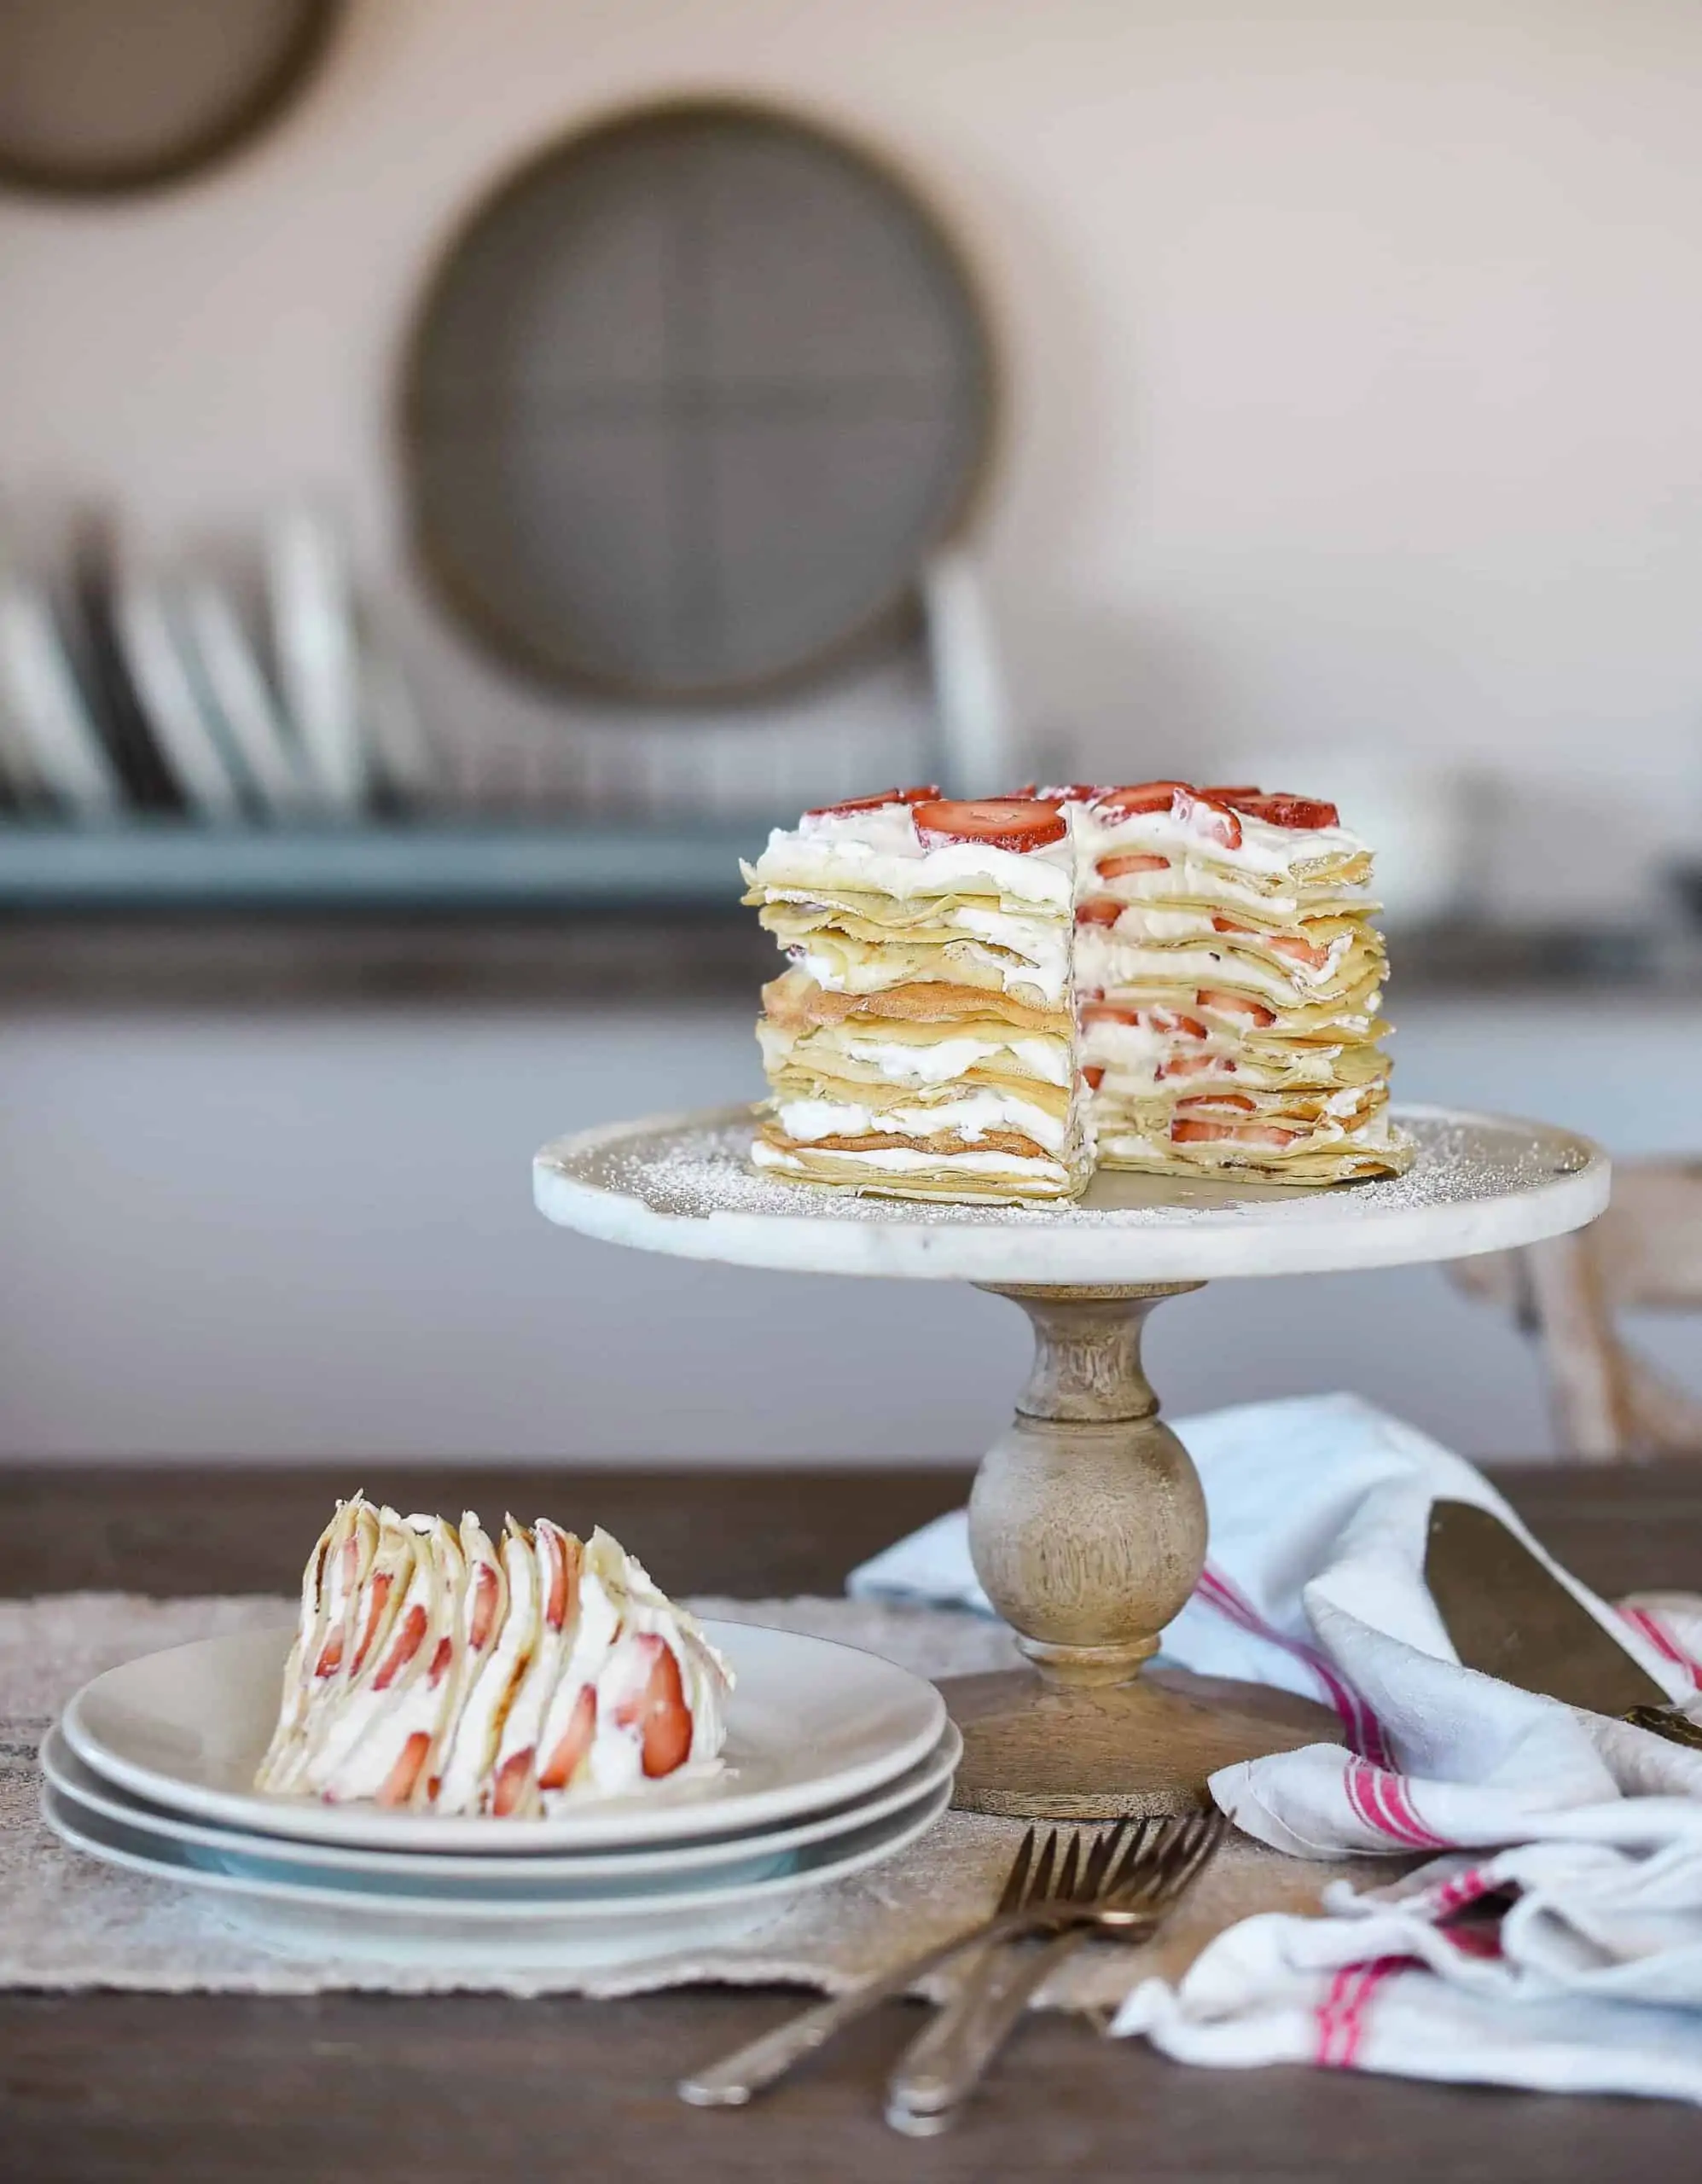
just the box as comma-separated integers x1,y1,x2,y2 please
1067,781,1411,1183
741,788,1091,1204
255,1494,732,1815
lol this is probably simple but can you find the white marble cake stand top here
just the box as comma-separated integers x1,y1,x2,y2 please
532,1103,1608,1284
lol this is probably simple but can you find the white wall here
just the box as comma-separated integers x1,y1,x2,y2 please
3,2,1702,905
2,996,1695,1464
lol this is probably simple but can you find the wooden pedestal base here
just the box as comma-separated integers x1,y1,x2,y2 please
944,1665,1342,1819
948,1281,1340,1819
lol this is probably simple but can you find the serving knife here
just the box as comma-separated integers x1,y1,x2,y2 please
1425,1498,1702,1750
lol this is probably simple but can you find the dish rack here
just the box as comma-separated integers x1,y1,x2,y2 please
0,507,1016,915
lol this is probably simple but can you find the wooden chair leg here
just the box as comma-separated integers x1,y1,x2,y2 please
1624,1351,1702,1456
1523,1232,1636,1461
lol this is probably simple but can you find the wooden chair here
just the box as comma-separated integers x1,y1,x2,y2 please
1446,1159,1702,1461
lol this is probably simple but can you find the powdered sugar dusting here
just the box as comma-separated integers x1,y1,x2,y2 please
572,1107,1597,1232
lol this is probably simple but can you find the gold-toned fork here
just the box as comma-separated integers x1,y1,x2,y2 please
679,1820,1082,2107
886,1808,1228,2136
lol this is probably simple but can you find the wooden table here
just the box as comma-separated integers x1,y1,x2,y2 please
3,1460,1699,2181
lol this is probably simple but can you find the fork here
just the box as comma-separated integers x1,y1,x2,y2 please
679,1821,1072,2106
886,1808,1228,2136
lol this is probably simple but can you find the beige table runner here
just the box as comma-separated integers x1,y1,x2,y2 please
0,1593,1375,2006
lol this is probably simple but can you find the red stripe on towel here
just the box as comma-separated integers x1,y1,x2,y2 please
1618,1605,1701,1686
1194,1564,1391,1767
1315,1956,1412,2068
1345,1757,1449,1850
1376,1768,1449,1850
1333,1956,1410,2067
1430,1865,1495,1916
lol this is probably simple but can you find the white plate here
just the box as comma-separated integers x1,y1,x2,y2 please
63,1620,947,1851
114,566,247,821
42,1719,961,1884
42,1774,951,1971
178,578,319,820
0,578,124,816
267,503,367,815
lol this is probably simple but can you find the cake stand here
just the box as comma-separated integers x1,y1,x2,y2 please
533,1105,1609,1818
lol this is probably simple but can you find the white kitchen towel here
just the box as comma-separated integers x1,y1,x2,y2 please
851,1392,1702,2100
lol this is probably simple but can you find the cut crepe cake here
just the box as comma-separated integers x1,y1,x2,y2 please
254,1493,732,1815
741,788,1091,1204
743,781,1412,1201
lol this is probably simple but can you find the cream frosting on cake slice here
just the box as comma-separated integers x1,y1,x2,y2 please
742,788,1093,1204
1067,782,1411,1184
254,1505,732,1815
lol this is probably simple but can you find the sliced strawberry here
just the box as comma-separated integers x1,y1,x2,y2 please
1082,1065,1105,1090
1177,790,1241,849
1158,1052,1231,1078
1213,791,1339,829
1269,932,1333,970
805,784,941,819
1171,1118,1298,1148
537,1686,598,1792
428,1635,454,1687
313,1628,344,1679
911,798,1066,852
1080,1000,1139,1027
1093,781,1191,818
1075,898,1124,927
1149,1008,1208,1039
1176,1093,1257,1114
1198,988,1277,1027
376,1731,431,1808
1096,851,1170,879
468,1562,500,1650
540,1523,580,1634
491,1747,535,1817
1034,782,1106,804
610,1635,694,1779
1090,782,1242,849
1211,915,1256,936
1199,784,1262,799
806,788,895,818
372,1603,427,1692
349,1571,392,1676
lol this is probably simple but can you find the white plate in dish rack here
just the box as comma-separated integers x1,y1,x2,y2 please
41,1720,961,1885
40,1775,953,1972
61,1620,946,1851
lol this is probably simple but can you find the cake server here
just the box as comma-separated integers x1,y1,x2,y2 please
1424,1498,1702,1750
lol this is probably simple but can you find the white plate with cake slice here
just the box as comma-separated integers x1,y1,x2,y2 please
61,1619,947,1853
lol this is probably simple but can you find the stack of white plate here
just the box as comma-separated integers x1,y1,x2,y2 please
43,1620,957,1970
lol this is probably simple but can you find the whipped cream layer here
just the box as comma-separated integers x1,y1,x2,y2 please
752,1140,1070,1187
746,801,1073,909
1074,797,1371,882
829,1028,1072,1089
776,1086,1073,1156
